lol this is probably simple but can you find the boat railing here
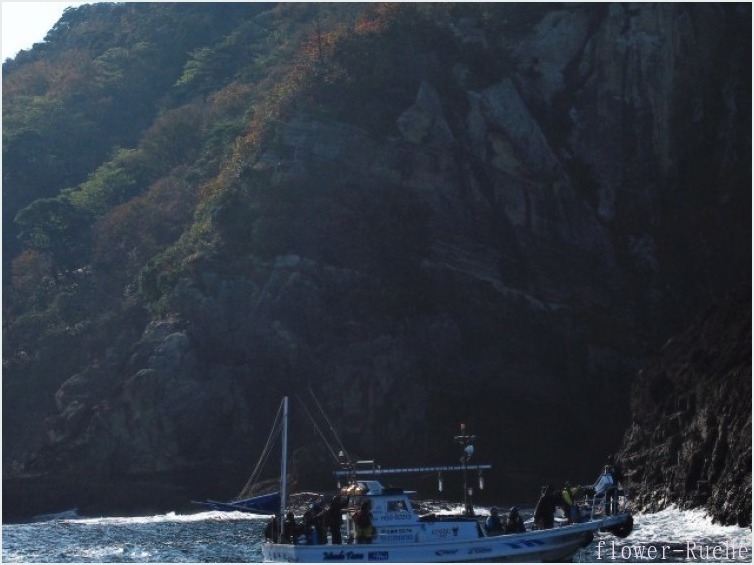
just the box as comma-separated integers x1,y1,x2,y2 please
588,485,628,520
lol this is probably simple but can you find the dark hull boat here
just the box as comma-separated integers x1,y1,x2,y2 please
193,492,280,515
192,396,291,515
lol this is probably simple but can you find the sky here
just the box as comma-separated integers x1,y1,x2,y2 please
2,2,86,60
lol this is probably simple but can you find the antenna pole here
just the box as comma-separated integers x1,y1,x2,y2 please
454,422,476,516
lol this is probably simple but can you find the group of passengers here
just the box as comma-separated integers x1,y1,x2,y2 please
483,506,526,535
265,495,373,545
267,460,624,543
485,458,623,535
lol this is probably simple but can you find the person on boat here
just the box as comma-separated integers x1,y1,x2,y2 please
264,514,279,542
303,502,327,544
314,502,328,544
353,500,374,544
561,481,580,523
533,485,558,529
607,455,624,483
325,495,345,544
594,465,618,515
302,506,315,544
607,455,625,511
504,506,526,534
484,507,504,536
282,511,298,544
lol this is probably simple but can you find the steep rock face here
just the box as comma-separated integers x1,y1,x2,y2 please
617,291,751,527
4,4,750,520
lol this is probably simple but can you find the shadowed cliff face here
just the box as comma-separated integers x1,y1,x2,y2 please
617,291,751,527
3,4,750,521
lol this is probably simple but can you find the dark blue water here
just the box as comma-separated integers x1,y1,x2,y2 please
2,513,266,562
3,506,751,562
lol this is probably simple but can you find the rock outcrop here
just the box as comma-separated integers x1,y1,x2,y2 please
617,290,751,527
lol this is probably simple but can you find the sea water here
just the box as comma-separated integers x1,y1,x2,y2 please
2,505,751,563
577,506,752,563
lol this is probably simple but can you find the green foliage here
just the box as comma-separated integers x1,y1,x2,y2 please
92,46,131,90
175,46,234,95
2,94,98,236
52,288,91,327
14,196,92,270
64,149,142,217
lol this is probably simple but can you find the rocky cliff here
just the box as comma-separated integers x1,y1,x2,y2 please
3,3,750,522
617,290,751,527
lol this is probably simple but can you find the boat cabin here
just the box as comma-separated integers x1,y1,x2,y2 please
340,480,482,544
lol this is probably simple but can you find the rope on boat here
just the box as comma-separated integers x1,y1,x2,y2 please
308,387,352,464
295,395,341,464
236,399,285,501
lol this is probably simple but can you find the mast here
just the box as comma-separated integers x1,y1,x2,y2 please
280,396,288,534
279,396,289,541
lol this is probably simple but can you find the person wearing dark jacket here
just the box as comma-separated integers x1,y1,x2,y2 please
533,485,558,529
264,515,279,542
303,502,327,544
325,495,345,544
505,507,526,533
282,511,298,543
484,507,504,535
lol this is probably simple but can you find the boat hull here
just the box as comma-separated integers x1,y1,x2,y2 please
193,492,280,514
262,513,631,562
32,508,79,522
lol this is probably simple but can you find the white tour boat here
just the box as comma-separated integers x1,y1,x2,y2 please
260,397,634,562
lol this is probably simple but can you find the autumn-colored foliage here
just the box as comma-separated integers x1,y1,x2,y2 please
2,49,94,99
10,250,55,310
3,2,498,327
92,171,196,280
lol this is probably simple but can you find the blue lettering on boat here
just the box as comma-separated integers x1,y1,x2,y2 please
505,539,546,550
368,551,389,561
522,539,546,547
